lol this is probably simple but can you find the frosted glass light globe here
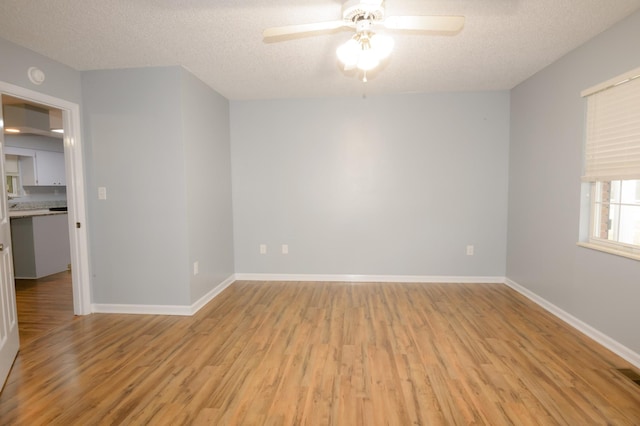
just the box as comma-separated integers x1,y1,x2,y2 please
337,38,361,67
357,49,380,71
370,34,394,60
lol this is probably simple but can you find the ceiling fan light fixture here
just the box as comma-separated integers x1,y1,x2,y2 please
369,33,394,60
336,31,393,72
336,37,361,67
264,1,465,80
357,48,380,71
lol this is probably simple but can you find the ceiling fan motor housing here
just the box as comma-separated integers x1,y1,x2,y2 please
343,0,385,23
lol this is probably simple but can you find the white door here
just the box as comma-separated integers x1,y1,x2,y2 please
0,103,20,391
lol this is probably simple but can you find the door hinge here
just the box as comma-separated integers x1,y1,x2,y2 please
76,222,81,229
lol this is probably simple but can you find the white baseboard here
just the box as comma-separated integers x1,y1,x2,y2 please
92,274,236,316
90,272,640,369
189,274,236,315
91,303,193,316
505,278,640,369
89,274,503,315
234,273,506,284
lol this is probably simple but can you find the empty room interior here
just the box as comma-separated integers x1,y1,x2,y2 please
0,1,640,424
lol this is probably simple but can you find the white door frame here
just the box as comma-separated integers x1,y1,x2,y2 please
0,81,91,315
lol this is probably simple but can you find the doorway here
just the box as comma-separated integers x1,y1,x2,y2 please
0,81,91,316
2,95,74,332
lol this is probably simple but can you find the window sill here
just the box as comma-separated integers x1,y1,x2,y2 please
576,242,640,262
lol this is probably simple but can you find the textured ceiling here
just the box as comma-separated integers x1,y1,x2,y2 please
0,0,639,100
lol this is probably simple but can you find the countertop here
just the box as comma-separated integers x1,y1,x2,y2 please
9,209,68,218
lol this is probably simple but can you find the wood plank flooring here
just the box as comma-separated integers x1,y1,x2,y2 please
13,271,75,346
1,279,639,424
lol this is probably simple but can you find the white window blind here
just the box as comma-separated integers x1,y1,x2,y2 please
582,68,640,182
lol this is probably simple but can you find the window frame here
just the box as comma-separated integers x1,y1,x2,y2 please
585,180,640,259
578,67,640,261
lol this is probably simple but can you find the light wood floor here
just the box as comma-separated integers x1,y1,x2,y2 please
13,271,75,346
1,279,639,425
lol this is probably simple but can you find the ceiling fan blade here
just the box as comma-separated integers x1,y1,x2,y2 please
383,15,464,32
263,20,349,38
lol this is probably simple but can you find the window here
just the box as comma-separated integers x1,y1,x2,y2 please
580,67,640,260
4,154,20,197
5,175,18,197
591,180,640,252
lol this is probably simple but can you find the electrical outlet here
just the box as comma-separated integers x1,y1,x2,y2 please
466,245,474,256
282,244,288,254
98,186,107,200
260,244,267,254
193,261,199,275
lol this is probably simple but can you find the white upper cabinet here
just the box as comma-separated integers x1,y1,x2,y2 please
6,147,66,186
4,155,19,175
33,150,66,186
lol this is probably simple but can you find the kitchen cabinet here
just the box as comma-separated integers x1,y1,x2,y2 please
9,149,66,186
33,150,66,186
4,155,19,175
11,213,70,279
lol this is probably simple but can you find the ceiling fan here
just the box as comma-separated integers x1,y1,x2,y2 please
263,0,464,79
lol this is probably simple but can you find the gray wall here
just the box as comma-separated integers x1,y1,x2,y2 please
0,40,79,215
2,37,235,308
0,37,82,104
507,11,640,353
179,69,235,303
82,67,191,305
231,92,510,276
82,66,234,306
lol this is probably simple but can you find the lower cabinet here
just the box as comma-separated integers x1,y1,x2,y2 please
11,214,71,279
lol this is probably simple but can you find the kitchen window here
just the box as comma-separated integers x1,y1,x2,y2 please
6,175,18,197
579,66,640,260
5,154,19,197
